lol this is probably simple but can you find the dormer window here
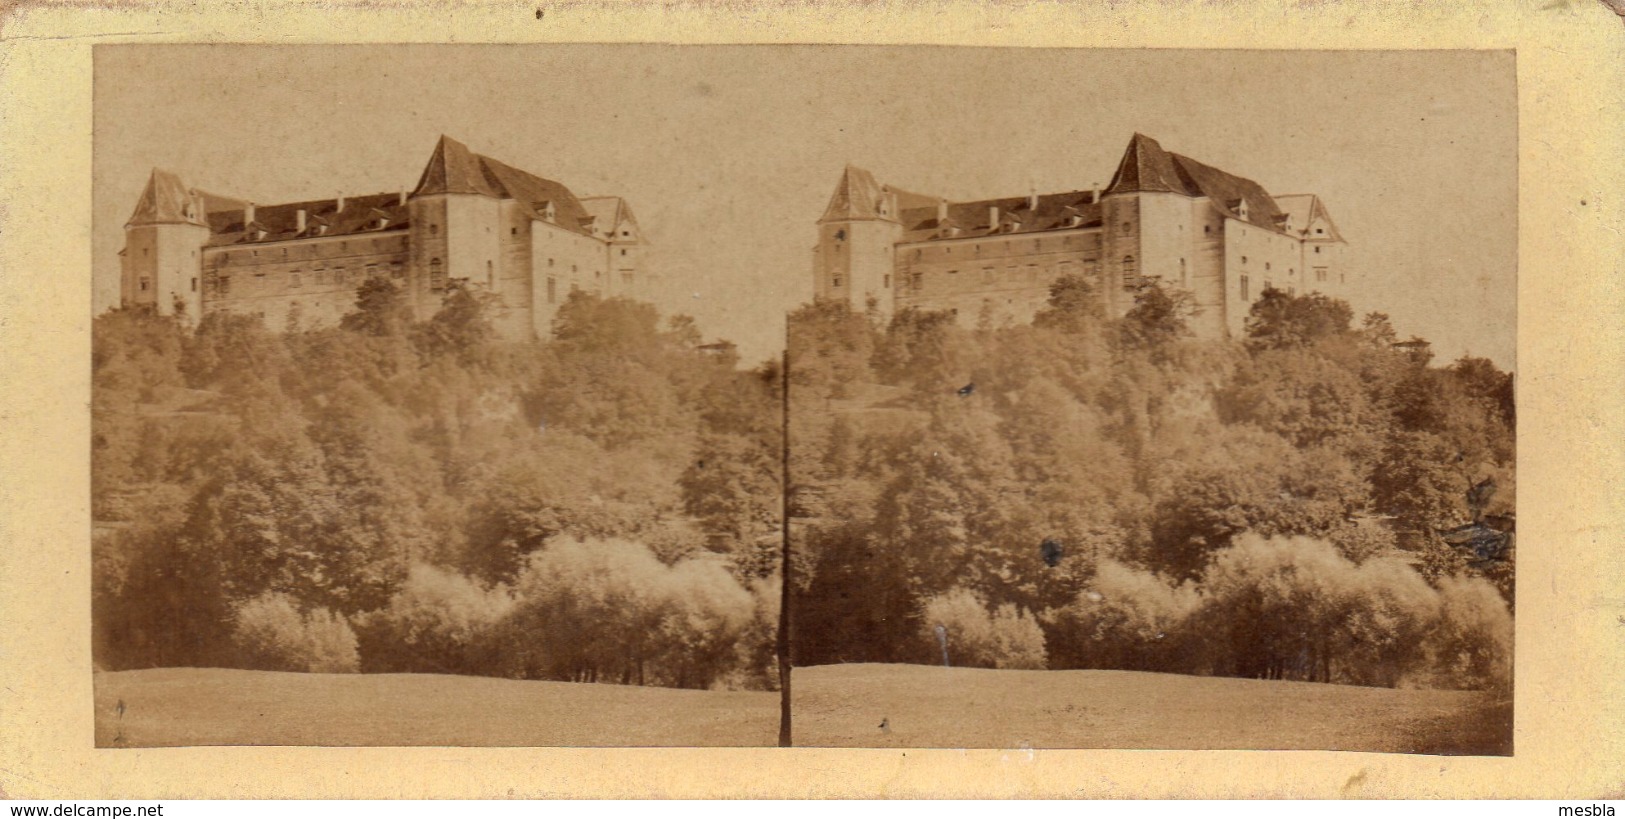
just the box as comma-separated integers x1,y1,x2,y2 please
541,201,557,222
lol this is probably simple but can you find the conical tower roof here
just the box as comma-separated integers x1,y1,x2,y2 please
1104,133,1187,195
819,164,887,222
413,135,503,197
127,169,209,227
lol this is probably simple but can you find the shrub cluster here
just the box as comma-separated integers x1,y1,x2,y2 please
230,592,360,674
918,588,1047,670
1047,536,1512,690
352,538,771,688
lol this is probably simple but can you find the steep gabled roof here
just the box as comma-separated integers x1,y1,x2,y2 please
581,196,644,242
410,136,599,238
1274,193,1345,243
1103,133,1303,235
165,136,611,248
828,134,1332,247
477,154,593,232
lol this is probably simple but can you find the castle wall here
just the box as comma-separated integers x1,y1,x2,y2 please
1303,237,1343,301
608,237,646,300
492,201,537,341
1100,195,1142,318
816,219,899,317
123,224,209,320
1221,217,1306,337
444,194,505,295
200,231,409,331
529,217,612,338
1185,199,1230,339
894,229,1104,328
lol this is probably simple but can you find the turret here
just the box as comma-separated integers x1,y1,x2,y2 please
121,169,212,321
814,165,902,319
406,135,504,317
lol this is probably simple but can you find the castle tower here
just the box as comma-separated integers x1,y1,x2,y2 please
121,169,211,321
406,136,504,319
814,165,903,319
1101,133,1200,320
582,196,648,299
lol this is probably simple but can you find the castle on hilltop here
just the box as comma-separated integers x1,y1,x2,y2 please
120,136,651,340
813,133,1348,339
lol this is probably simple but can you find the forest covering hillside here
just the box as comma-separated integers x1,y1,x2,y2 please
93,281,784,689
93,273,1516,693
785,277,1515,690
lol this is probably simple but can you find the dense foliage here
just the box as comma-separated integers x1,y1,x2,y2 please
93,272,1516,693
93,282,784,689
787,281,1515,690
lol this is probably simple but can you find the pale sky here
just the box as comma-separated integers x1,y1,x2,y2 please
94,46,1516,369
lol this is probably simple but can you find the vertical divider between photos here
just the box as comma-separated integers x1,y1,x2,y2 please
778,347,793,748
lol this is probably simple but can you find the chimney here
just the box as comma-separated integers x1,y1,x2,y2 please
399,190,408,207
336,194,345,212
1092,183,1102,203
295,209,307,233
937,199,949,223
244,201,256,227
988,204,999,229
1028,179,1039,211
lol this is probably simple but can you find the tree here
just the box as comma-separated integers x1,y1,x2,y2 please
1032,273,1106,335
787,300,877,398
680,432,782,577
421,280,498,362
185,441,411,614
1244,287,1355,350
1118,280,1194,354
870,306,972,393
1449,356,1516,431
341,275,413,338
551,290,662,355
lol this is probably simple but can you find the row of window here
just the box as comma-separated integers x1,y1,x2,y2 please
889,256,1341,301
211,236,405,265
908,234,1098,263
1237,268,1342,300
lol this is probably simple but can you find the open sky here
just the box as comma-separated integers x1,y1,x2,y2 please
94,46,1516,369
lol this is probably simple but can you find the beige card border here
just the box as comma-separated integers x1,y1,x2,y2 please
2,0,1622,799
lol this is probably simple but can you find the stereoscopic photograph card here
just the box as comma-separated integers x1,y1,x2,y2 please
1,0,1622,800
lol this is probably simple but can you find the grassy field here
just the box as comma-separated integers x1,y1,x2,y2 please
94,664,1510,753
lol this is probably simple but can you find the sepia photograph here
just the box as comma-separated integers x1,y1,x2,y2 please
91,45,1515,754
